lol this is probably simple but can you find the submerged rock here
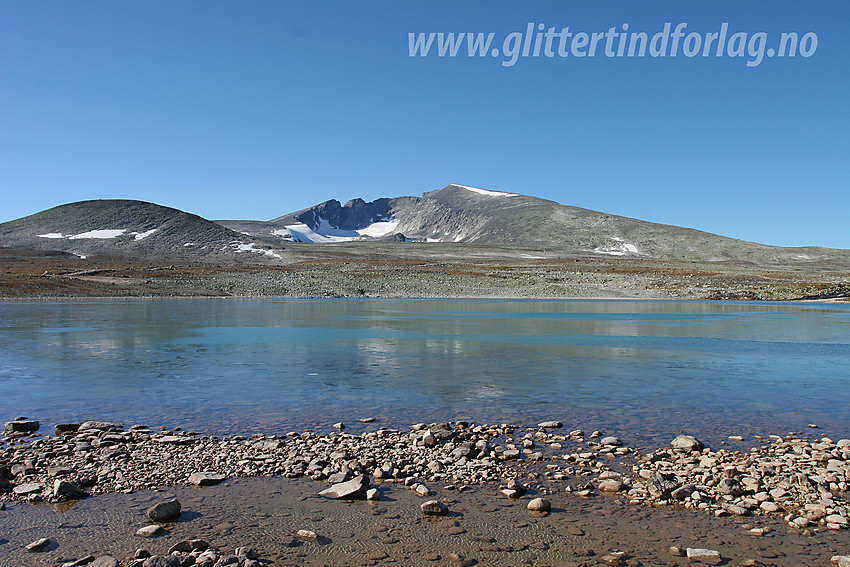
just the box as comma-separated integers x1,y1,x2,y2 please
5,419,39,434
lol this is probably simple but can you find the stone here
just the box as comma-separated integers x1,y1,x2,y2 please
318,474,369,499
332,422,345,430
420,500,448,516
671,435,705,453
90,556,119,567
143,557,180,567
365,488,380,500
296,529,318,539
723,503,750,516
671,484,697,500
55,423,81,435
13,482,43,496
831,556,850,567
136,525,162,537
527,497,551,512
54,480,85,499
48,466,73,477
598,555,626,566
759,501,781,513
146,499,181,522
235,547,259,559
188,539,209,550
598,479,624,492
647,472,680,499
154,435,193,445
188,471,225,486
686,548,722,564
717,478,745,496
538,421,563,429
26,537,51,552
167,541,191,554
78,421,122,432
61,555,96,567
505,478,526,495
599,436,622,447
6,420,40,434
327,471,350,484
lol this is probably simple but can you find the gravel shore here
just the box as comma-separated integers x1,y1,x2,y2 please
2,418,849,566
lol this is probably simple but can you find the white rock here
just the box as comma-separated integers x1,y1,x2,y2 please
686,548,722,564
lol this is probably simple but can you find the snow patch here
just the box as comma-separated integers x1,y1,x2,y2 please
454,184,518,197
284,216,399,243
520,254,545,259
73,253,87,259
38,233,65,239
231,242,281,259
69,229,126,240
594,238,639,256
132,229,157,241
357,220,399,238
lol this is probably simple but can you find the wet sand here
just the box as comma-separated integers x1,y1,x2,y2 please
2,475,849,567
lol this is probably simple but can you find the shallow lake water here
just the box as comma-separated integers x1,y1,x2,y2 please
1,299,849,446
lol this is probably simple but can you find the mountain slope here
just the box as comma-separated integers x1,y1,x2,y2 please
223,184,849,264
0,200,285,262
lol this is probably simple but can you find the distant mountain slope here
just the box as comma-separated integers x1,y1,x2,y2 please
0,200,284,262
224,184,850,264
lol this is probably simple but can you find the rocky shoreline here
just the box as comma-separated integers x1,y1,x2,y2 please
2,417,850,566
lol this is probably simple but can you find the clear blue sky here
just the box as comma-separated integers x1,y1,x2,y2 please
2,1,848,248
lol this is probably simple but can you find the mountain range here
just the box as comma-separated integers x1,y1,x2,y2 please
1,184,847,265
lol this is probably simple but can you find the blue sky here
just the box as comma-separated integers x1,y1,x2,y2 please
1,1,848,248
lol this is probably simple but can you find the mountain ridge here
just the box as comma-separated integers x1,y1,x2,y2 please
2,185,848,266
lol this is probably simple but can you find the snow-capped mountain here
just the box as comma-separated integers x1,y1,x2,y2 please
0,200,284,262
219,184,846,264
2,185,847,265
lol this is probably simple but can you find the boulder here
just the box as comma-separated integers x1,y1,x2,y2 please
671,435,705,453
420,500,448,516
527,497,551,512
146,499,181,522
188,471,225,486
5,420,39,434
318,475,369,499
647,472,680,500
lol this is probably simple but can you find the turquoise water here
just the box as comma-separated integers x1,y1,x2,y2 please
1,299,848,445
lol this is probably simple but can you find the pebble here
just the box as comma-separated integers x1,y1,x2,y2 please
527,497,551,512
25,537,51,552
136,525,163,537
296,529,318,539
538,421,563,429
